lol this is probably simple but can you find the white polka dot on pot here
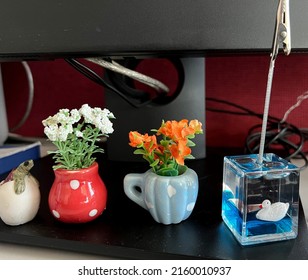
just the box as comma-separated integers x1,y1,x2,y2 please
52,210,60,218
70,179,80,190
186,202,195,212
89,209,98,217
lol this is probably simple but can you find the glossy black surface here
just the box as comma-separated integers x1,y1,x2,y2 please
0,148,307,259
1,0,308,61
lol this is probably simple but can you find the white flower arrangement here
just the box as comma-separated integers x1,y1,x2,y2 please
42,104,115,170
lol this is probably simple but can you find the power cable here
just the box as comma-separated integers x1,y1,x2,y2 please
9,61,34,132
206,97,308,170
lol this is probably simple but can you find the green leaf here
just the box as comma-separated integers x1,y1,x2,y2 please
160,140,170,147
178,165,188,175
185,154,195,160
187,139,196,147
150,159,160,167
134,149,146,155
156,167,178,176
187,134,196,139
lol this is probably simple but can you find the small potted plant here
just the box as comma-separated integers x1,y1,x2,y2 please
124,119,203,225
42,104,115,223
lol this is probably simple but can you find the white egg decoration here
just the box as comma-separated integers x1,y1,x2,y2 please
0,160,40,226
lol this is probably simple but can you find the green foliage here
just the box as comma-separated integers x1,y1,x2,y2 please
49,126,103,170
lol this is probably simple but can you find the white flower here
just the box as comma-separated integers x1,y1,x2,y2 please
75,131,83,138
43,123,73,142
79,104,92,123
97,117,114,135
42,104,114,169
70,109,81,123
42,108,81,142
42,103,115,169
79,104,114,135
44,125,58,142
58,124,73,141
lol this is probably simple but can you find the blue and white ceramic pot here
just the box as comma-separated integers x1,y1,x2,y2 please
124,167,199,225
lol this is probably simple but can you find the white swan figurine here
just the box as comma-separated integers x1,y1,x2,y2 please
256,199,289,222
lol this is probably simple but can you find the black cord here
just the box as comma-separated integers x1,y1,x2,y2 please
65,58,184,108
65,58,153,108
245,122,305,159
206,97,280,123
106,58,185,106
207,97,308,170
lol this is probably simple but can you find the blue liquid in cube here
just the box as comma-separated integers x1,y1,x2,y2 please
221,154,299,246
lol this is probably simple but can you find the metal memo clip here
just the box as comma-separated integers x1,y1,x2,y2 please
271,0,291,61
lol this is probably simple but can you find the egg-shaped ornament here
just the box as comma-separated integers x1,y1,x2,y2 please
0,160,40,226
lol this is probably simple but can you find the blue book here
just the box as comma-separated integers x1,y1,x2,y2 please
0,141,41,175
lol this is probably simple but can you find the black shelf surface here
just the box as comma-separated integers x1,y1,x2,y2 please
0,147,308,259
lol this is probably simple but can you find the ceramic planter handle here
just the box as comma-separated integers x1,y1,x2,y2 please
124,173,147,210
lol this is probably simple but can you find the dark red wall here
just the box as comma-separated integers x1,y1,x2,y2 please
206,54,308,148
2,60,104,137
2,54,308,148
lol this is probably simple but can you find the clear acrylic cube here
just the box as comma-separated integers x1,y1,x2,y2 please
222,153,300,246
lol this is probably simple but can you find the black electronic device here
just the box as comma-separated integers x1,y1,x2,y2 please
0,0,308,61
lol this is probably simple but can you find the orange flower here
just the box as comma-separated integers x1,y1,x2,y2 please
128,119,203,176
189,120,203,134
173,120,189,140
158,119,195,141
181,126,195,139
157,121,172,138
128,131,144,147
143,135,158,154
170,138,191,165
129,131,158,154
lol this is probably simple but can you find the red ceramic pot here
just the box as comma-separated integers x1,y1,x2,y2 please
48,162,107,223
